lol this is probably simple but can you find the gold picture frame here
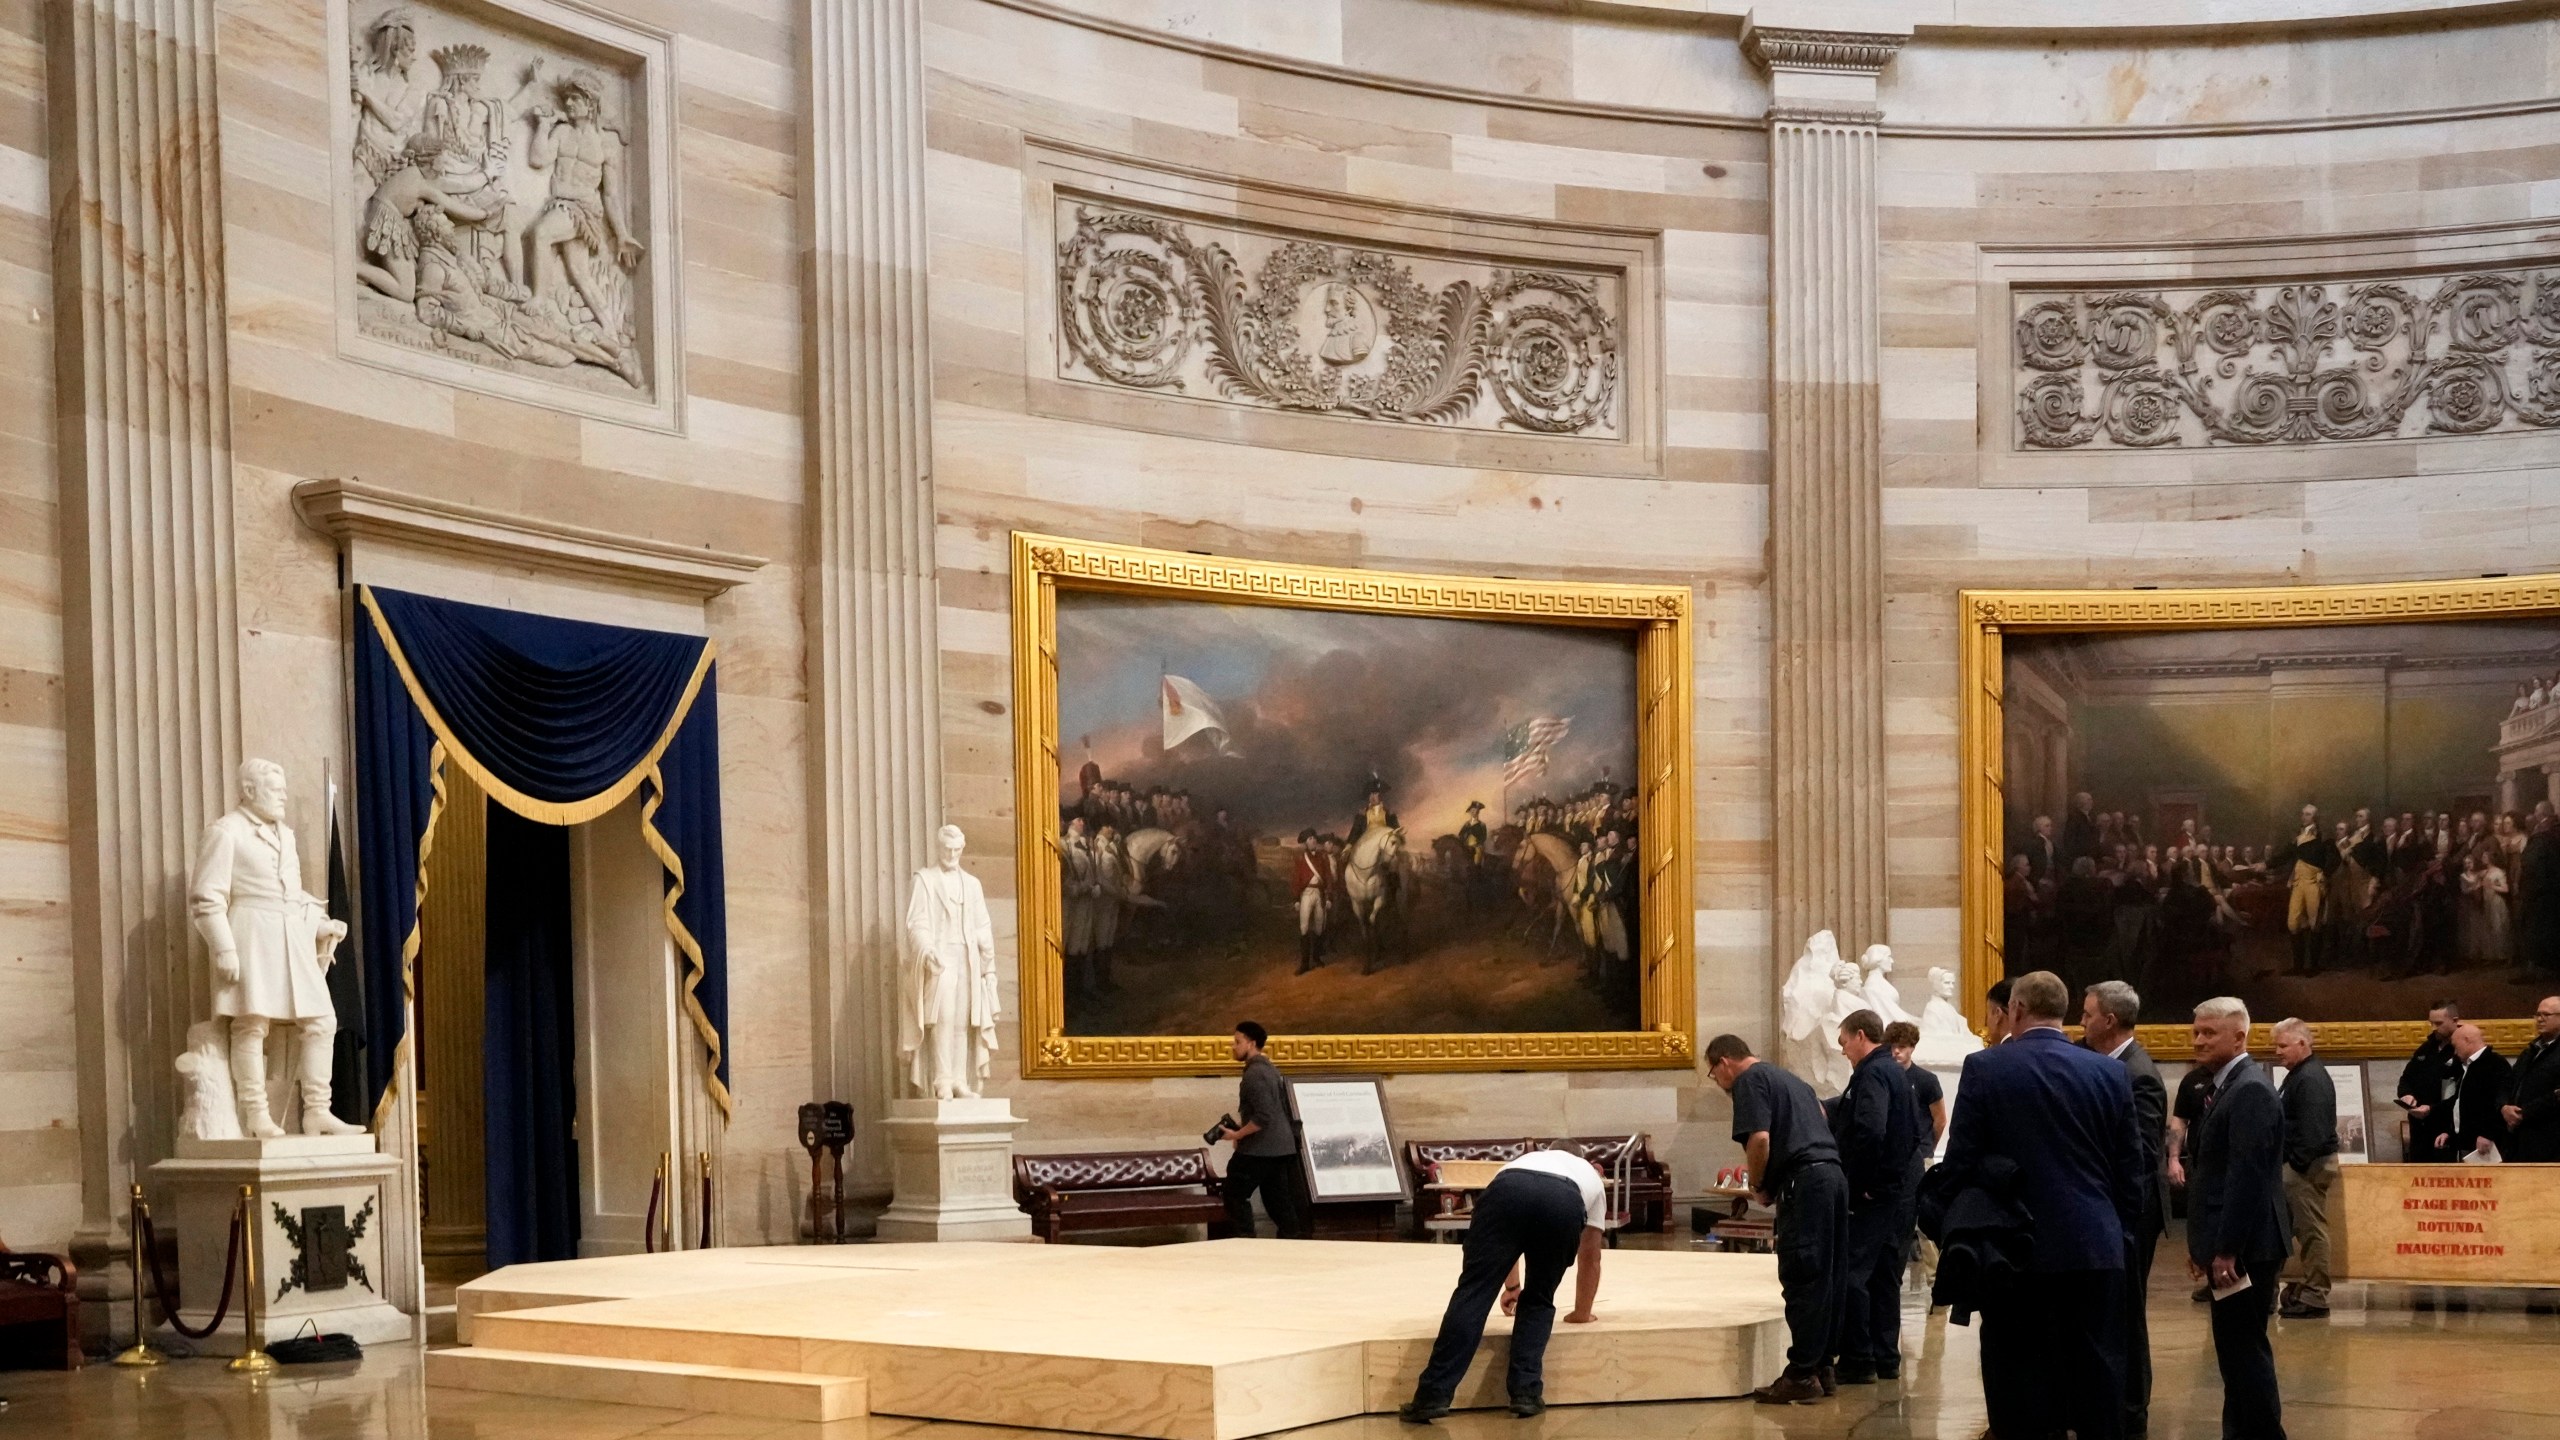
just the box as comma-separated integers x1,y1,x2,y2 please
1011,532,1695,1079
1960,577,2556,1060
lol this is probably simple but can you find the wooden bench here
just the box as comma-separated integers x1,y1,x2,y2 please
1012,1149,1229,1245
1405,1135,1675,1234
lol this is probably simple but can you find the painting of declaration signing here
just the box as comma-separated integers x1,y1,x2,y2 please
1052,592,1644,1038
2000,618,2560,1026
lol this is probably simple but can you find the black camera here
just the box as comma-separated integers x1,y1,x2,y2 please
1204,1113,1238,1146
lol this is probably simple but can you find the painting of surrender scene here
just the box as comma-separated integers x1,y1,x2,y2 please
1052,591,1643,1038
2000,619,2560,1026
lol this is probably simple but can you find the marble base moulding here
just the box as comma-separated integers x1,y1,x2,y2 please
431,1239,1789,1439
874,1098,1034,1242
149,1134,412,1350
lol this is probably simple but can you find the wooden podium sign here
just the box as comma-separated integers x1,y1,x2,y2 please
2338,1163,2560,1286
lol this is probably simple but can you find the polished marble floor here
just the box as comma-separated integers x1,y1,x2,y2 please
9,1247,2559,1440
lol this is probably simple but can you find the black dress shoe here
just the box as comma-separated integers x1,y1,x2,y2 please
2278,1299,2331,1319
1835,1360,1878,1385
1873,1360,1901,1380
1753,1373,1825,1405
1400,1398,1451,1424
1509,1393,1547,1418
1816,1364,1838,1396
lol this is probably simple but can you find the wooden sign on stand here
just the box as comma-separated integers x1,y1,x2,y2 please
2337,1164,2560,1286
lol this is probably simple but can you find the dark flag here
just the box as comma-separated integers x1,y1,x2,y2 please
326,777,370,1126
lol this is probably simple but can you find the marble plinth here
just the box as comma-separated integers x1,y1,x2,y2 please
873,1097,1033,1242
437,1239,1788,1439
150,1134,412,1350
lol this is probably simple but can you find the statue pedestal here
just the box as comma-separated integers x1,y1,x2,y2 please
149,1134,411,1350
875,1098,1034,1242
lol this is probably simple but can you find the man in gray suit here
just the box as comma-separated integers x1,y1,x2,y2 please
2085,980,2167,1437
2187,996,2291,1440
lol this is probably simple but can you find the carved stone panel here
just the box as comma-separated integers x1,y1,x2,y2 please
334,0,680,430
1027,143,1660,475
2013,269,2560,450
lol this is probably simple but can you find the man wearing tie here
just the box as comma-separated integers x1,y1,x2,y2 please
2083,980,2166,1436
2396,1003,2459,1159
1945,970,2143,1440
2439,1022,2513,1159
2186,997,2290,1440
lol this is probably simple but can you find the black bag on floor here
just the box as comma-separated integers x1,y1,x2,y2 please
269,1322,364,1364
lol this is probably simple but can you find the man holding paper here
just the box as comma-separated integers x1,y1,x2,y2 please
2186,997,2291,1440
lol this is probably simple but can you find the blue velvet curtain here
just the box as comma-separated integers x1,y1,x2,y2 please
350,585,732,1127
482,803,582,1266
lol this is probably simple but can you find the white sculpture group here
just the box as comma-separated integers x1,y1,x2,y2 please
1778,931,1944,1092
177,761,364,1141
350,5,646,389
899,826,1002,1101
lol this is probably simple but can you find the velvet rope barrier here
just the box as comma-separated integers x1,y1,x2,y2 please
138,1190,247,1340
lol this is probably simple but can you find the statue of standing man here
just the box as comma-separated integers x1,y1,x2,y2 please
900,825,999,1100
188,760,363,1138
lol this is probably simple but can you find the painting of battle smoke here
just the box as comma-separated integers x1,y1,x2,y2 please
1052,593,1644,1037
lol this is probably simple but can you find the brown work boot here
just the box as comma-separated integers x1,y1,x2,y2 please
1754,1372,1825,1405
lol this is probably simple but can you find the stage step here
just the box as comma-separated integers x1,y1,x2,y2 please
426,1345,867,1422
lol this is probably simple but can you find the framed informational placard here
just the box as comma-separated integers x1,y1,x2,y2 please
2329,1064,2370,1163
1287,1077,1407,1204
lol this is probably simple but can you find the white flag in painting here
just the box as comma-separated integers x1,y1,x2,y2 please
1161,674,1237,756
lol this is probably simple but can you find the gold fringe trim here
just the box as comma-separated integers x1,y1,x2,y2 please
641,760,733,1119
370,742,449,1133
357,586,730,1121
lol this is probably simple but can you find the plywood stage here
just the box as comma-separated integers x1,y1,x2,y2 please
430,1239,1788,1438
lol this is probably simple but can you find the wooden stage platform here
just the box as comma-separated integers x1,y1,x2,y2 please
429,1239,1788,1438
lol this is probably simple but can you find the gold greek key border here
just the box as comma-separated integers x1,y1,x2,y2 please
1013,532,1694,1079
1960,576,2560,1062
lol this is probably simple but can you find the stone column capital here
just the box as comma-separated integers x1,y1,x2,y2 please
1741,8,1910,117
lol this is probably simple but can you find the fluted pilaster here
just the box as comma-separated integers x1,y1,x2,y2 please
48,0,242,1339
1746,12,1906,968
804,0,945,1191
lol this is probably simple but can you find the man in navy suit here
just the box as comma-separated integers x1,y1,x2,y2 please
1945,970,2143,1440
2186,996,2290,1440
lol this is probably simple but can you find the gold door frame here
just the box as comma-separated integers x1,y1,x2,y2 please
1012,532,1695,1078
1960,577,2558,1059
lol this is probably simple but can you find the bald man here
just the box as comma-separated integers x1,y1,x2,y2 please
2440,1023,2512,1159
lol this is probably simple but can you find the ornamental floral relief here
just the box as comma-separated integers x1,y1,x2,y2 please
1054,201,1625,440
2013,269,2560,449
342,1,670,416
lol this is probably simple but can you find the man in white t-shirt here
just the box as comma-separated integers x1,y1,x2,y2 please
1400,1145,1607,1423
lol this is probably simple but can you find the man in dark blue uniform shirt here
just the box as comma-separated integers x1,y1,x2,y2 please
1828,1009,1920,1383
1709,1032,1844,1405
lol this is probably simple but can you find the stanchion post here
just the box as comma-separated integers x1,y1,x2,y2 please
110,1184,165,1368
226,1186,276,1375
697,1152,713,1250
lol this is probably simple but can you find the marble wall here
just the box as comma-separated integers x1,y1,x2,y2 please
0,0,76,1256
9,0,2560,1260
924,0,1771,1190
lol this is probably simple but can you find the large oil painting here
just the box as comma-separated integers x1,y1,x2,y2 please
1012,535,1693,1078
1964,579,2560,1055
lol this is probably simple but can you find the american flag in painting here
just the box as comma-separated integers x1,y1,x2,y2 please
1501,716,1573,785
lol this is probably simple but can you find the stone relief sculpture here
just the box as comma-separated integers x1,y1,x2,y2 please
1914,966,1986,1069
2016,270,2560,449
1056,202,1623,437
1857,943,1915,1027
900,825,1001,1101
183,760,363,1140
346,3,650,397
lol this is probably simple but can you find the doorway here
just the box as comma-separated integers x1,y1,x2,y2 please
414,774,683,1282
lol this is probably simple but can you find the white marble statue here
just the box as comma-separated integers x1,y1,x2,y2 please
1858,943,1916,1026
1779,930,1847,1089
1914,965,1986,1068
899,825,1000,1100
184,760,363,1139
